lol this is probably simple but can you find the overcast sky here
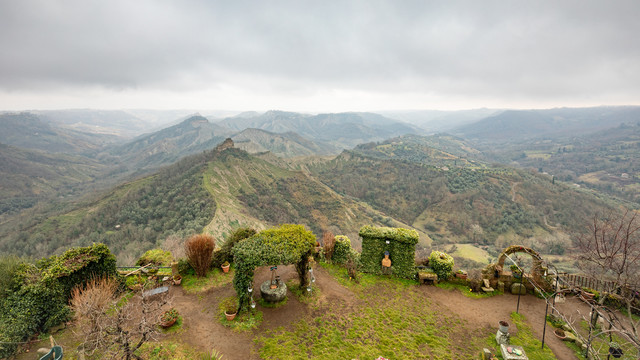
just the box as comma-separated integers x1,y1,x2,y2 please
1,0,638,112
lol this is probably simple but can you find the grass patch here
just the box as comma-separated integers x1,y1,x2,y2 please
436,281,502,298
258,296,288,308
217,310,264,332
257,285,485,359
498,312,557,360
286,280,322,305
135,341,213,360
217,296,263,331
319,262,418,295
182,267,233,294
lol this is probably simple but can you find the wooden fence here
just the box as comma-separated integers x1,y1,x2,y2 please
558,273,639,295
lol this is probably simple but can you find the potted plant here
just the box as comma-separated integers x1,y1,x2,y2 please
221,261,230,273
160,308,179,328
455,269,468,279
224,299,237,321
609,342,623,358
173,274,182,285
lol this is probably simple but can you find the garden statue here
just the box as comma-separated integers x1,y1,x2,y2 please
381,251,392,275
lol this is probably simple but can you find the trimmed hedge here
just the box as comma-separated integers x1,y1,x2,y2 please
232,224,315,311
359,226,418,279
332,235,352,265
429,251,454,281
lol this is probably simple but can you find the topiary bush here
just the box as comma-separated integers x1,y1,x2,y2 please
135,248,173,267
332,235,352,265
429,251,454,281
359,226,419,279
232,224,315,312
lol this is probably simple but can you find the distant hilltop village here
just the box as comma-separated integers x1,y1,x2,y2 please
216,138,234,152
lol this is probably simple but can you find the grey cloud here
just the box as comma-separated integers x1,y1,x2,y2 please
0,0,639,108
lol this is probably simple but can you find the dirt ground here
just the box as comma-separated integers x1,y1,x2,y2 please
17,265,589,360
170,265,584,360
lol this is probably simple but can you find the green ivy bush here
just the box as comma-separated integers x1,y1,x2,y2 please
332,235,352,265
359,226,418,279
232,224,315,311
135,248,173,267
177,258,195,276
429,251,454,281
211,227,257,268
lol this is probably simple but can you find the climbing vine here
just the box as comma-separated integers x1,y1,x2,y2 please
232,224,316,311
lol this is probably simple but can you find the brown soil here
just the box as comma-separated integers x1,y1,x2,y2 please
18,266,587,360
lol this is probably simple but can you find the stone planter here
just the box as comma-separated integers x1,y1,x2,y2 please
260,280,287,303
553,328,566,340
499,321,509,334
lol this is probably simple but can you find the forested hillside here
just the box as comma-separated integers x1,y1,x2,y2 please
309,151,617,257
0,150,216,263
0,143,104,216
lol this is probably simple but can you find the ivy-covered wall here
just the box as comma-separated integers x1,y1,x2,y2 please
0,243,118,358
359,226,419,279
40,243,118,299
232,224,316,311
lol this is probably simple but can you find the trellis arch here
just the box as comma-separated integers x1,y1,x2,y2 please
231,224,316,311
496,245,547,287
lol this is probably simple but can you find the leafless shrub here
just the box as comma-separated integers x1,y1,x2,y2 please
71,278,171,360
323,231,335,261
185,234,216,277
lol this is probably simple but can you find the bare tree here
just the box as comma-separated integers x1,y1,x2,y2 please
574,209,640,352
72,279,171,360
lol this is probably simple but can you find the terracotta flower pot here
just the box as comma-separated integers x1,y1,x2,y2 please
221,264,230,273
173,277,182,285
554,328,566,340
160,318,177,328
225,311,237,321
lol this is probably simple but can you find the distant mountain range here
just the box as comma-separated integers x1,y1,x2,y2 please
2,105,639,219
217,110,421,148
453,106,640,142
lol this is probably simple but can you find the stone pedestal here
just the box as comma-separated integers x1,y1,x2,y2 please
495,330,510,346
260,280,287,303
500,344,528,360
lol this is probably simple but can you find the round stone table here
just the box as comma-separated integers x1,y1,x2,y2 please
260,280,287,303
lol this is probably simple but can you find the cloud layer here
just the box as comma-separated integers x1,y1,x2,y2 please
1,0,638,111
